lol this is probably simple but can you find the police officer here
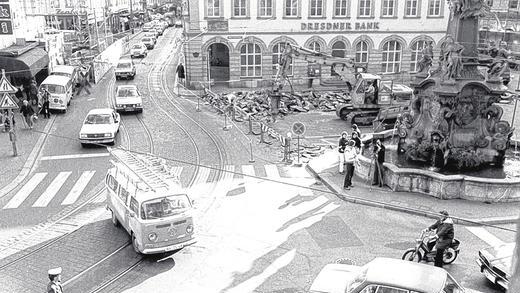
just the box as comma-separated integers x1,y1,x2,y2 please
47,267,63,293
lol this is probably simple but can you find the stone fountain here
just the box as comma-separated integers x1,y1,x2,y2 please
353,0,520,201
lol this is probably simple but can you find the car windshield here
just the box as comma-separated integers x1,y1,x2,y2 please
117,62,131,68
142,194,191,220
41,84,65,94
442,274,464,293
346,267,368,292
51,72,71,78
84,114,112,124
117,88,139,97
142,38,150,42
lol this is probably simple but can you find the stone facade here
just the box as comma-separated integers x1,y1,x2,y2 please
184,0,450,89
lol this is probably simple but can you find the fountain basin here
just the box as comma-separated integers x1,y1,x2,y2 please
356,130,520,202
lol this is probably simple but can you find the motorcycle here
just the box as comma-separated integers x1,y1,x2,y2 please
402,230,460,264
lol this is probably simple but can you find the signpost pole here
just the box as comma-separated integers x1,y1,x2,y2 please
9,109,16,156
297,134,300,165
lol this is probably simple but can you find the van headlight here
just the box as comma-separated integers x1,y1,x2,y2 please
148,232,158,242
136,103,141,107
104,133,112,138
80,133,87,138
186,225,194,234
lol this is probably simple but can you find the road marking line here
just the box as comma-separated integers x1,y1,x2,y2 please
264,165,281,179
170,166,183,178
33,172,72,207
193,166,211,185
466,227,505,247
40,153,110,161
3,173,48,209
61,171,96,205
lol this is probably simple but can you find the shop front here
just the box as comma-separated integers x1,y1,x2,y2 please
0,42,49,87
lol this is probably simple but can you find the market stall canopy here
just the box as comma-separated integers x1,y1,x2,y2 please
0,47,49,78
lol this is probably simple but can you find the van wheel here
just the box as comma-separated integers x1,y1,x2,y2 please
111,209,120,227
132,233,141,254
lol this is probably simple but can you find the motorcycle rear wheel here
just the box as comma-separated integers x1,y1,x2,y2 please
402,248,422,262
443,248,458,264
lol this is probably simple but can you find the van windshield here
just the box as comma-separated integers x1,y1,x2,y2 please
52,72,71,78
117,62,131,69
42,84,65,94
142,194,191,220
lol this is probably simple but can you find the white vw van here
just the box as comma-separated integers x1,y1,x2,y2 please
39,75,74,113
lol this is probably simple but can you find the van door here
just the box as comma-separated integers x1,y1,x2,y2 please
127,196,142,244
107,173,125,225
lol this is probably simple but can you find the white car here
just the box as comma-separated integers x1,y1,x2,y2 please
143,33,157,44
130,43,148,58
79,108,120,147
476,242,515,290
115,85,143,113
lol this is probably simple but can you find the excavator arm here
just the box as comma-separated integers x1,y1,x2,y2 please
274,44,356,92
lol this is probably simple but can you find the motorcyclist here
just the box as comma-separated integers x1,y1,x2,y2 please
422,210,454,268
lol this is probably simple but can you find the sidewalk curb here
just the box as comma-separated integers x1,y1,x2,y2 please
305,164,519,226
0,116,56,199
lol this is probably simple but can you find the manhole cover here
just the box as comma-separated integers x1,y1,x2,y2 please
335,258,356,265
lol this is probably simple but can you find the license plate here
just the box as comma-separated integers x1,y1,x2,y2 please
483,268,496,283
124,107,134,111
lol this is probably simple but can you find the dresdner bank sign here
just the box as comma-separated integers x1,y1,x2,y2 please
302,22,380,31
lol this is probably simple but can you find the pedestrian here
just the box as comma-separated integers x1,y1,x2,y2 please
423,210,454,268
176,62,185,87
338,131,348,174
352,124,361,138
351,131,362,153
41,89,51,119
47,267,63,293
76,67,91,96
20,100,35,129
343,140,357,190
15,85,24,104
29,79,39,104
371,139,385,187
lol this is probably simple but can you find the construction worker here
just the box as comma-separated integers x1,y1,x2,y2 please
47,267,63,293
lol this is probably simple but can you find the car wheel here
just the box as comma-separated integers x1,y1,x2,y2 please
131,233,141,254
111,209,120,227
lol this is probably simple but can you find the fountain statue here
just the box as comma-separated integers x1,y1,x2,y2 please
397,0,514,170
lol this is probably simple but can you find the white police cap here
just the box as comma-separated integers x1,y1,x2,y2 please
48,267,62,275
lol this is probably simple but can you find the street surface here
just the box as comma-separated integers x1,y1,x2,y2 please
0,26,516,293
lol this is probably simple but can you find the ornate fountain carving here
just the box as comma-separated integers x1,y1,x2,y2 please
398,0,514,170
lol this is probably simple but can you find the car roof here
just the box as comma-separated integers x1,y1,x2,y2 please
87,108,114,115
116,85,138,91
41,75,71,85
52,65,75,74
118,58,133,63
365,258,447,292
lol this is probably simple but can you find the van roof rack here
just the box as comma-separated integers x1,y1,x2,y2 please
108,147,180,192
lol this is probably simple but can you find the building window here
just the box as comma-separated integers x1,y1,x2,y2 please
308,41,321,52
486,0,493,6
382,0,395,17
259,0,273,17
240,43,262,77
405,0,419,16
285,0,299,17
428,0,441,16
207,0,220,17
355,40,369,63
273,42,293,76
233,0,247,17
334,0,349,16
510,0,518,8
310,0,324,17
50,0,60,8
359,0,372,17
410,40,427,72
381,40,402,73
65,0,74,8
331,41,346,57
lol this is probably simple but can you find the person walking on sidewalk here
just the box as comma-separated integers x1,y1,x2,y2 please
351,131,362,153
41,89,51,119
20,100,35,129
338,131,349,174
371,139,385,187
176,62,185,86
47,267,63,293
422,210,454,268
343,140,358,190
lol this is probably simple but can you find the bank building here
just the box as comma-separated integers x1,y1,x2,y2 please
182,0,450,89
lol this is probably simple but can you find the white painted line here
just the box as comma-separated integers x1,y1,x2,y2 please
466,227,505,247
61,171,96,205
264,165,281,179
170,166,183,178
193,166,211,185
33,172,72,207
3,173,48,209
40,153,110,161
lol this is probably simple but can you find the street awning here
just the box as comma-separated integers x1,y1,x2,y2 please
0,47,49,80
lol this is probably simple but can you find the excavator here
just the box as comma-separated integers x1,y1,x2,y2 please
273,44,412,129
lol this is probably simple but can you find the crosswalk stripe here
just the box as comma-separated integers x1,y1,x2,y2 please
170,166,183,178
193,167,211,185
61,171,96,205
264,165,281,179
466,227,505,247
3,173,48,209
32,172,72,207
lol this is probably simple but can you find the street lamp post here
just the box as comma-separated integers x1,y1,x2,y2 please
129,0,134,34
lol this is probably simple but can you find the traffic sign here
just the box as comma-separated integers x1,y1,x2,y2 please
291,122,306,136
0,69,16,93
0,93,18,109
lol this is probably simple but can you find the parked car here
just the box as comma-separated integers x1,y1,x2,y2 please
476,242,515,290
153,25,164,35
141,37,155,50
39,75,74,113
114,85,143,113
115,59,136,80
79,108,120,147
143,22,154,32
130,43,148,58
149,29,160,39
310,257,479,293
143,33,157,44
50,65,79,86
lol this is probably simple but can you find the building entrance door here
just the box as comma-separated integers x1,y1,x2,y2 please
208,43,229,82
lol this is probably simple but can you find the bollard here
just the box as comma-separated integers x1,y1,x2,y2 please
249,140,255,163
247,115,253,135
259,124,266,144
223,114,231,131
231,105,236,121
196,95,201,112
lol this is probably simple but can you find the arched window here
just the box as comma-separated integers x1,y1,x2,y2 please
355,40,369,64
331,41,346,57
308,41,321,52
240,43,262,77
410,40,427,72
272,42,293,76
381,40,402,73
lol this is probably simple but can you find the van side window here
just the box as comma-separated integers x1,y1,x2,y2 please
107,175,119,192
119,187,129,205
130,197,139,215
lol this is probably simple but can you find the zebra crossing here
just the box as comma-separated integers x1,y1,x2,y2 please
1,164,311,210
